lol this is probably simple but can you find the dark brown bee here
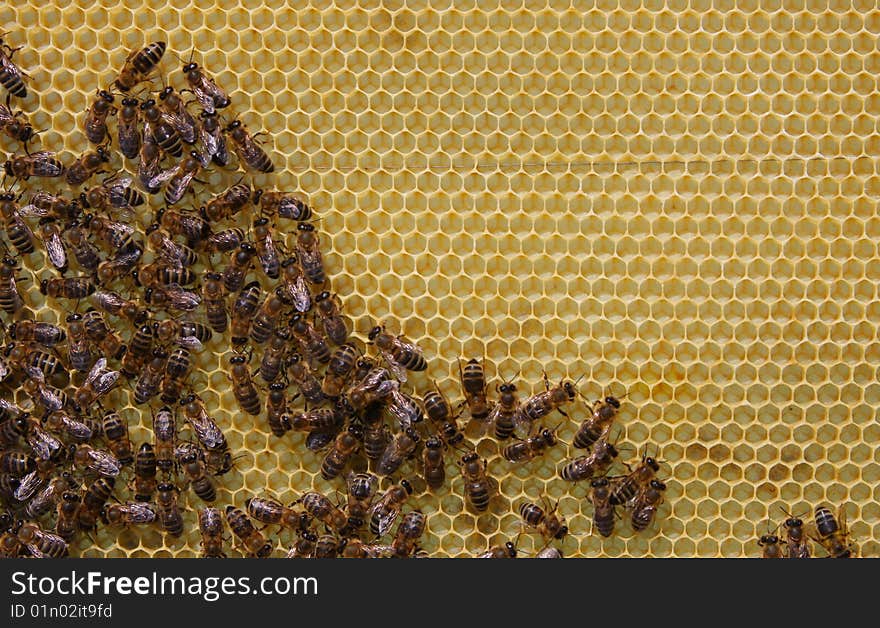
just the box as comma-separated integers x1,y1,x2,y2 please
286,353,325,407
198,111,229,166
230,281,261,346
589,477,615,537
279,255,311,312
518,375,578,427
0,103,34,145
288,408,337,433
254,189,313,221
378,426,420,477
180,393,232,475
73,444,121,477
77,477,115,531
135,261,197,289
84,89,116,145
55,492,80,541
0,37,29,100
204,227,245,254
245,496,309,529
0,191,35,255
180,451,216,502
422,436,446,490
39,276,94,300
153,319,212,348
182,55,230,113
101,502,158,527
63,221,99,273
116,96,141,159
476,542,518,558
95,246,143,287
369,480,414,537
160,347,191,405
223,242,256,294
83,213,137,253
609,451,661,506
519,500,568,541
290,313,331,365
137,134,162,193
388,388,425,430
814,505,854,558
43,410,95,443
143,284,201,312
82,175,145,214
265,381,289,437
0,256,23,314
362,404,390,462
66,146,111,187
226,506,273,557
298,491,347,532
4,151,65,180
199,507,226,558
391,510,427,558
759,532,784,559
201,183,250,223
6,342,64,377
294,222,325,284
573,396,622,449
488,377,520,440
36,217,68,273
82,309,126,359
230,353,262,416
140,97,183,158
459,452,495,513
17,523,69,558
156,482,184,537
162,150,202,205
74,358,120,411
0,412,28,446
152,406,176,474
322,343,359,397
782,511,811,559
320,425,362,481
250,290,285,345
134,349,168,405
158,85,197,144
259,327,289,383
22,191,81,222
459,358,492,422
8,320,65,347
20,368,66,414
503,427,560,464
314,291,348,345
202,272,228,334
253,217,280,280
25,475,71,519
560,437,619,483
313,534,340,558
287,530,318,559
120,324,153,379
132,442,157,502
114,41,166,92
631,479,666,533
101,410,133,465
345,472,377,532
225,119,274,172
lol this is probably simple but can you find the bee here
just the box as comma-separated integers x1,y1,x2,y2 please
245,496,309,529
630,479,666,533
286,353,326,407
298,491,347,532
199,507,226,558
345,472,377,532
158,85,197,144
503,427,560,464
369,325,428,382
265,381,290,437
160,347,192,405
560,437,619,483
287,531,319,559
339,538,392,559
362,405,391,462
180,393,232,475
25,475,72,520
132,442,157,502
518,375,579,430
114,41,166,92
422,436,446,490
0,191,35,255
82,309,127,359
0,411,28,446
137,134,162,193
519,500,569,541
458,452,496,514
134,349,168,405
6,342,64,377
120,324,154,379
814,505,854,558
223,242,256,294
66,146,111,187
154,319,212,349
782,511,811,559
391,511,426,558
34,218,67,273
55,492,81,541
83,89,116,145
226,505,273,557
43,410,94,443
0,530,22,558
39,276,95,300
589,477,616,538
609,450,662,506
198,111,229,166
253,189,313,222
4,151,65,179
253,217,280,280
225,119,274,172
259,327,289,384
182,54,230,113
0,256,23,314
288,408,337,434
156,482,184,537
459,358,492,422
487,377,521,440
162,151,203,206
378,426,420,477
21,191,81,222
8,319,66,348
17,523,69,558
322,343,359,397
278,256,312,313
82,175,145,215
101,502,158,527
140,98,183,158
201,183,250,223
314,291,348,345
204,227,244,254
101,409,133,465
96,246,144,287
290,313,331,365
250,289,285,345
116,96,141,159
152,406,176,474
573,396,623,449
0,103,34,145
26,419,63,461
180,450,216,502
73,444,121,478
201,272,228,334
368,479,414,537
20,367,66,413
228,353,261,416
0,37,29,100
137,260,199,289
74,358,120,411
320,425,362,481
536,547,563,558
82,214,137,253
77,476,115,531
759,531,784,559
90,289,145,324
143,284,201,312
294,222,325,284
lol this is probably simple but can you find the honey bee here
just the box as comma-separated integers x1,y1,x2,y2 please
345,472,377,532
573,396,623,449
96,246,144,287
160,347,192,405
0,256,24,314
225,119,274,172
116,96,141,159
298,491,347,532
199,507,226,558
294,222,324,285
0,103,34,145
100,409,133,465
286,353,326,407
368,479,413,537
502,427,560,464
140,97,184,159
21,191,81,222
279,255,311,313
759,531,784,559
182,54,230,113
158,85,197,144
180,450,216,502
82,175,145,215
152,406,176,474
259,327,289,383
198,111,229,166
55,491,81,541
4,151,65,179
560,437,619,483
487,376,521,440
226,507,274,558
101,502,158,527
132,442,157,502
253,189,313,222
252,217,280,280
120,324,153,379
82,309,127,359
83,89,116,145
290,313,331,365
313,291,348,345
8,319,66,347
322,342,359,397
388,388,425,430
781,510,811,559
368,324,428,383
65,146,111,187
43,410,94,443
265,381,289,437
421,384,466,446
378,427,420,477
200,183,250,223
245,496,309,529
204,227,245,253
134,349,168,405
20,367,66,413
0,411,28,446
630,479,666,533
391,510,426,558
287,530,319,559
201,272,228,334
320,425,362,481
249,289,285,345
288,408,337,433
39,276,95,300
814,505,854,558
74,358,120,411
589,477,616,538
144,284,201,312
476,541,518,559
72,444,121,478
222,243,256,294
339,538,392,559
25,474,71,519
153,319,212,348
114,41,166,92
518,374,578,428
180,393,232,475
519,500,569,541
0,37,29,100
137,134,162,193
77,476,115,531
161,150,203,206
459,358,492,422
17,522,69,558
35,218,68,273
609,449,662,506
229,352,261,416
156,482,184,537
0,191,35,255
6,342,65,377
458,451,496,514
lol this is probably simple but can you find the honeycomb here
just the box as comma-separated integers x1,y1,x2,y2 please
2,0,879,558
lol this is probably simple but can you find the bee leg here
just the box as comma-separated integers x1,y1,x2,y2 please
542,370,550,390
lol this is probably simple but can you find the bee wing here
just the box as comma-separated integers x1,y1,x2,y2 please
0,103,13,124
126,503,159,524
164,167,198,205
289,275,311,313
44,231,67,270
200,124,220,157
17,203,50,218
0,360,10,382
84,357,108,387
164,106,197,144
175,335,203,351
28,151,64,177
192,73,230,111
13,470,42,501
369,503,399,538
163,285,202,310
24,366,46,384
483,403,503,436
380,350,408,384
0,53,25,85
26,428,62,460
92,370,120,396
87,448,122,477
62,415,95,441
258,233,279,273
186,413,225,450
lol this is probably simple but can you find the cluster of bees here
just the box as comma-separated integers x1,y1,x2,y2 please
759,505,856,559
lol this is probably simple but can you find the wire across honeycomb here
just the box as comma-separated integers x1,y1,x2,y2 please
2,0,880,558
